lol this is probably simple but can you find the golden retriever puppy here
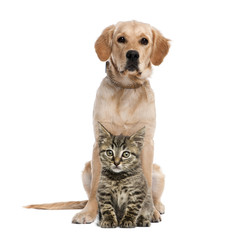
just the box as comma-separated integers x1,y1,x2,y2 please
72,20,170,223
26,20,170,224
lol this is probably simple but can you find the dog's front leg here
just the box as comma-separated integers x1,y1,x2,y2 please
72,143,100,224
142,140,165,218
141,139,154,188
141,140,160,222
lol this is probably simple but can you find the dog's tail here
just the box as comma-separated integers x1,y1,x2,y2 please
24,200,88,210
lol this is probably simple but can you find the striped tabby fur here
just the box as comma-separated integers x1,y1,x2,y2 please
97,123,154,228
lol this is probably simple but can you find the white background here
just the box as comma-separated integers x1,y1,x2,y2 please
0,0,230,239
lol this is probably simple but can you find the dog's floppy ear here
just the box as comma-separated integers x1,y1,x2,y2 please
95,25,115,61
151,28,170,66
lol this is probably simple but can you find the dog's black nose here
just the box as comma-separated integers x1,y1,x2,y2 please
126,50,139,60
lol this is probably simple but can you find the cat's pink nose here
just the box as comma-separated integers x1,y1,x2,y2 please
114,157,120,166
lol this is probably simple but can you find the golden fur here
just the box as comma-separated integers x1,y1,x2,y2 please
25,20,170,224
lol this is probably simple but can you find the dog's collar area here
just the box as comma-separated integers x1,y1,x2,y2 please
107,75,143,89
105,61,143,89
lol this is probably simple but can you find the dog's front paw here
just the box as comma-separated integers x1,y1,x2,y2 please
154,201,165,214
151,209,162,223
72,210,96,224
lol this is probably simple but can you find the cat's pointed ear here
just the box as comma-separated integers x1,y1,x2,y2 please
130,127,145,148
98,122,111,145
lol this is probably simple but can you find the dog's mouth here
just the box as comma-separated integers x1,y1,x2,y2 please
125,64,139,72
121,61,139,74
120,66,142,77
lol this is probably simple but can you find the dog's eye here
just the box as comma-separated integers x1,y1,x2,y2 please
140,38,148,45
106,150,114,157
122,151,130,158
117,37,126,43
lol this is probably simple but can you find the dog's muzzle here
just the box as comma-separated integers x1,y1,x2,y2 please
125,50,139,72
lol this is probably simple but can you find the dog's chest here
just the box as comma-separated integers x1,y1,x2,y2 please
109,89,153,121
93,80,156,136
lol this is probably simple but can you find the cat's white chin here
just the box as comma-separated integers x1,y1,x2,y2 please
111,166,123,173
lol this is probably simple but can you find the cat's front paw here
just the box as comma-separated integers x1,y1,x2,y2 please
99,219,118,228
137,220,151,227
120,218,136,228
136,215,151,227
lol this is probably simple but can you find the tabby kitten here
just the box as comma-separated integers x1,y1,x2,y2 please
97,123,159,228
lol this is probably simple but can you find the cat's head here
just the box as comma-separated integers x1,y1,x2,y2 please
98,122,145,173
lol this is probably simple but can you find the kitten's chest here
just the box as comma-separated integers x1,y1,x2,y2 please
111,184,129,208
115,189,128,208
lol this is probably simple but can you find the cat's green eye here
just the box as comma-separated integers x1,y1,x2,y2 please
122,151,130,158
106,150,113,157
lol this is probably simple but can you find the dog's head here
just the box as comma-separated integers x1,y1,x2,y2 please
95,21,170,79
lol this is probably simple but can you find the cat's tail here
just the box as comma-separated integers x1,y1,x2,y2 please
24,200,88,210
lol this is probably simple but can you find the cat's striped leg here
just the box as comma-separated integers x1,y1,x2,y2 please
97,195,118,228
136,191,153,227
119,190,145,228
